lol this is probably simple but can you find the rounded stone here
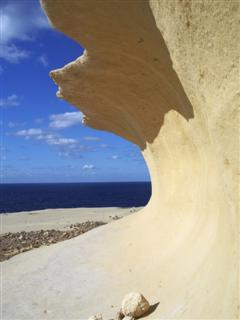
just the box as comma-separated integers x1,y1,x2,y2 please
121,292,150,318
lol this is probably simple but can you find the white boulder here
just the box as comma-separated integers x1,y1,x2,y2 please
121,292,150,318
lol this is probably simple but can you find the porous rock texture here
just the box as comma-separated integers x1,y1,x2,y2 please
3,1,239,319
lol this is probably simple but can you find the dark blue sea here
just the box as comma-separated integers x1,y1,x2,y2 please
0,182,151,213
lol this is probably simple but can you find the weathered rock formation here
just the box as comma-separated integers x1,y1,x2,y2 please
41,0,238,318
3,1,238,319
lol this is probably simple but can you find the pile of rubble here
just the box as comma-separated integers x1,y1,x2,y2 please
0,221,106,261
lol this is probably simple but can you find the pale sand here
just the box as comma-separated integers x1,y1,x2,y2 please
1,207,139,234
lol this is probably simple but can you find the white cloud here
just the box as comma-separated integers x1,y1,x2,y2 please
57,144,90,159
83,136,101,141
16,128,43,137
28,128,43,135
16,128,78,149
83,164,95,170
112,155,119,160
49,112,83,129
46,137,77,146
58,151,70,158
0,94,20,107
15,126,90,159
100,144,108,148
38,53,48,67
0,1,50,44
7,120,25,128
0,1,50,64
0,43,30,63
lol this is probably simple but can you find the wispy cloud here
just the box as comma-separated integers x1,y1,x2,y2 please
57,144,93,159
38,53,48,67
23,132,78,147
15,127,85,158
0,43,30,63
83,136,101,141
8,121,25,128
16,128,43,137
0,94,21,107
83,164,95,170
0,1,50,44
45,136,77,146
58,151,71,158
49,112,83,129
0,1,50,64
112,155,119,160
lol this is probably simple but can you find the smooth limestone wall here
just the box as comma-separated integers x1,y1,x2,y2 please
42,0,239,318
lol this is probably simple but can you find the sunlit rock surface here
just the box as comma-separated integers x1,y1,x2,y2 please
3,1,239,319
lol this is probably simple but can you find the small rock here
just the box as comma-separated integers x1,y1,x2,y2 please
121,292,150,318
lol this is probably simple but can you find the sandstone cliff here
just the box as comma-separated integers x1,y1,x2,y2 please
5,1,238,318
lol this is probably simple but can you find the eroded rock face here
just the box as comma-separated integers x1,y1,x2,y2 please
41,0,239,318
121,292,150,318
41,0,194,150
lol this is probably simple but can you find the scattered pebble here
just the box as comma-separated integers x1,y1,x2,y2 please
109,215,122,220
0,221,106,261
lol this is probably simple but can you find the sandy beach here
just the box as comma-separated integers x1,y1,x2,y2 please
1,207,140,234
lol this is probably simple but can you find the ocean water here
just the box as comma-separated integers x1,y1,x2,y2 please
0,182,151,213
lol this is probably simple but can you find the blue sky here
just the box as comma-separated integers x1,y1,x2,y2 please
0,0,150,183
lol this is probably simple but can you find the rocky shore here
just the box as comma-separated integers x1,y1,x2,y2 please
0,221,106,261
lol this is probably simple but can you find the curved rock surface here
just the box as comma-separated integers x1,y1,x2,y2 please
3,1,239,319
